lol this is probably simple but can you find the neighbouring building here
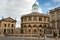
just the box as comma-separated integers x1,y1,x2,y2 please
0,17,16,36
49,7,60,38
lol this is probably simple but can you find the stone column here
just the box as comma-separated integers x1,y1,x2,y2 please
46,18,48,22
26,17,28,22
32,17,33,21
31,25,33,38
37,17,39,21
38,26,40,40
42,17,44,22
24,28,25,37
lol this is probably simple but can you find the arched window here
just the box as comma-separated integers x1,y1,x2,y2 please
12,24,14,28
33,24,37,27
8,24,10,27
44,25,46,27
39,25,42,27
21,29,23,33
34,29,36,32
21,24,23,28
33,17,37,21
4,24,6,27
24,25,26,27
48,25,50,27
28,17,32,21
29,29,31,32
39,17,42,21
40,29,42,32
28,25,31,27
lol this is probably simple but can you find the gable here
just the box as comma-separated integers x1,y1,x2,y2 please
1,17,16,22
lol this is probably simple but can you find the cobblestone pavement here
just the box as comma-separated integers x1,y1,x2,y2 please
0,37,60,40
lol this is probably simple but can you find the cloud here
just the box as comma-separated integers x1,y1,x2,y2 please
0,0,42,27
45,2,50,6
52,0,60,3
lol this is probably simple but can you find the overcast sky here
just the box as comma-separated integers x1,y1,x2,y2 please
0,0,60,28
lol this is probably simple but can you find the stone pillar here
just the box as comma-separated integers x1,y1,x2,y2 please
31,26,33,38
42,17,44,22
46,18,48,22
38,26,40,40
37,17,39,21
6,29,7,34
24,28,25,37
32,17,33,21
23,18,24,22
10,29,12,34
26,17,28,22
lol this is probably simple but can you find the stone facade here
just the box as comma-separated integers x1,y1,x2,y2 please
0,17,16,36
21,12,50,37
49,7,60,39
0,6,60,39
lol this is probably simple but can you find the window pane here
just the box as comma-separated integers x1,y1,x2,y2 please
4,24,6,27
8,24,10,27
34,29,36,32
28,25,31,27
39,17,42,21
33,17,37,21
33,24,37,27
58,12,60,18
39,25,42,27
44,18,46,21
12,24,13,28
28,17,31,21
4,29,6,34
29,29,31,32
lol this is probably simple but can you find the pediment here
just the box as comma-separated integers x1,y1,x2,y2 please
1,17,16,22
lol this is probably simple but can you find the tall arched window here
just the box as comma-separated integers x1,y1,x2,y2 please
39,25,42,27
4,24,6,27
34,29,36,32
8,24,10,27
28,17,32,21
12,24,14,28
21,24,23,28
44,25,46,27
39,17,42,21
33,24,37,27
28,25,31,27
24,25,26,27
21,29,23,33
33,17,37,21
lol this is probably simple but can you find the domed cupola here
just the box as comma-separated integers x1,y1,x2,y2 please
32,1,39,13
32,2,38,7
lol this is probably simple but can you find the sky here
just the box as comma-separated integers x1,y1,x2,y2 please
0,0,60,28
